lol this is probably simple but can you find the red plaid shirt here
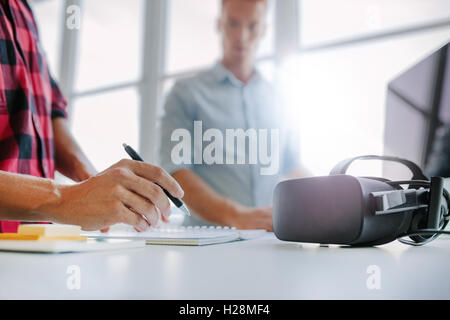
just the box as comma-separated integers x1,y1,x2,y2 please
0,0,67,233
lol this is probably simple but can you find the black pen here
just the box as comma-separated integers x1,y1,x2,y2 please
122,143,191,216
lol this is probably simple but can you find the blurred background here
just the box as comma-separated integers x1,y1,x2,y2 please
29,0,450,179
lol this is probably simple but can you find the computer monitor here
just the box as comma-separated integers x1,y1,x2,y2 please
383,42,450,180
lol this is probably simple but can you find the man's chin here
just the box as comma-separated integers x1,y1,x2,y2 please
230,51,253,62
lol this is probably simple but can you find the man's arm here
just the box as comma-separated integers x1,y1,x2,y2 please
0,160,184,231
173,169,273,231
52,118,97,182
0,171,62,222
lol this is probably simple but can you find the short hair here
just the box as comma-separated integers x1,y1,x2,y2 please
222,0,268,8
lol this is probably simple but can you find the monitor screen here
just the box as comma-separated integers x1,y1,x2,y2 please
383,42,450,180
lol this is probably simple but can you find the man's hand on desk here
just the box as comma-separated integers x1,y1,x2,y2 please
44,159,184,231
228,205,273,231
171,169,273,231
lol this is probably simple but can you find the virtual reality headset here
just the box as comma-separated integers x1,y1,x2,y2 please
273,155,450,246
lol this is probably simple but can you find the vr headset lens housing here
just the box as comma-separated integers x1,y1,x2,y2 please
273,156,449,246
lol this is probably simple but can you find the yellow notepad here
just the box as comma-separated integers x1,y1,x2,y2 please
18,224,81,237
0,224,86,242
0,224,145,253
0,234,87,241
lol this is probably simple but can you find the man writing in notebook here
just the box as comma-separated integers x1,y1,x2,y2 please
0,0,183,232
159,0,306,231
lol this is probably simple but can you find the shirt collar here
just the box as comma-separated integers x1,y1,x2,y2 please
211,62,262,87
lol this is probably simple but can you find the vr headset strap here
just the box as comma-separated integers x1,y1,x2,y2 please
329,155,429,181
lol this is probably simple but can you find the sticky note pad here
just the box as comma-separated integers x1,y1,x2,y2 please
0,233,87,242
18,224,81,237
0,234,40,241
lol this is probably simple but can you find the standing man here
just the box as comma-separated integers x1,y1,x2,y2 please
0,0,184,232
160,0,305,231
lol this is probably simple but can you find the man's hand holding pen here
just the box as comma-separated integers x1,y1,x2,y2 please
41,159,184,231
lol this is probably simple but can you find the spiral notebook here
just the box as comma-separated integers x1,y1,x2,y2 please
84,226,266,246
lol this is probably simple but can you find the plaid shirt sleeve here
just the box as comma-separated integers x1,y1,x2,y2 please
20,0,68,119
0,0,67,233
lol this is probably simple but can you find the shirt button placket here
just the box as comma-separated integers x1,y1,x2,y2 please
242,85,258,207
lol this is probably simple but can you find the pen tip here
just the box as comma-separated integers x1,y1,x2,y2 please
182,204,191,216
122,143,128,148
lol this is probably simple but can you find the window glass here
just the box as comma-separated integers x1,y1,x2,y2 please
299,0,450,47
71,88,140,171
281,28,450,176
75,0,143,92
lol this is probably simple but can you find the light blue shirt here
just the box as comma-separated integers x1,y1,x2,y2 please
159,63,300,224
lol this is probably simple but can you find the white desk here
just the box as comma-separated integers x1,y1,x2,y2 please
1,233,450,299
